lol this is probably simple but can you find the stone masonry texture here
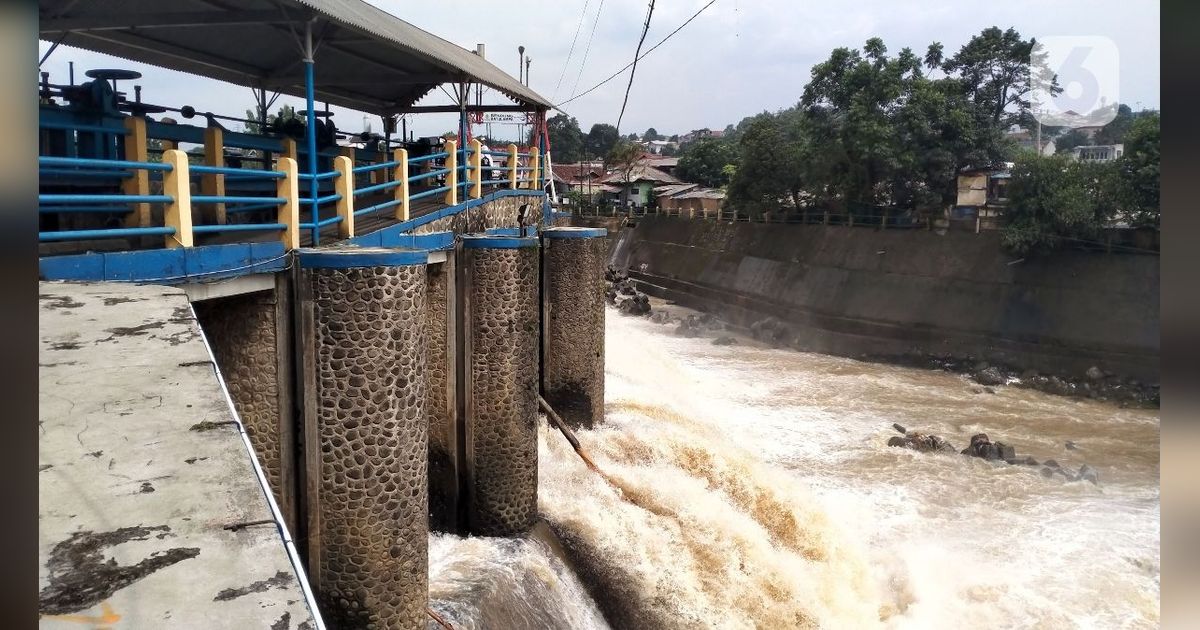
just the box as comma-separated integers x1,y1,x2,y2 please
465,245,540,536
542,236,607,429
306,264,429,630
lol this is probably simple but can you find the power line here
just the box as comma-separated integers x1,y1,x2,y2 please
553,0,592,102
616,0,655,133
556,0,717,110
569,0,608,100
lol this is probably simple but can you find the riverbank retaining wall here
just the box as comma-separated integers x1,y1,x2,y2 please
609,216,1159,382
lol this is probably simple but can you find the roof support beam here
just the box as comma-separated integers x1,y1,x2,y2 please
263,73,449,89
70,30,267,80
399,104,537,114
41,10,297,33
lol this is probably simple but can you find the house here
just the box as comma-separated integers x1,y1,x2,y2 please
675,188,725,216
602,164,680,207
642,139,678,154
549,161,607,200
1006,127,1056,156
678,128,723,146
954,165,1011,230
1071,144,1124,162
653,183,699,211
641,155,678,176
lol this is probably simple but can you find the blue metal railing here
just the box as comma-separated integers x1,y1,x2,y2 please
409,186,450,201
40,227,176,242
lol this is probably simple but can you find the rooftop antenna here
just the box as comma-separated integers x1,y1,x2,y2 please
525,57,531,87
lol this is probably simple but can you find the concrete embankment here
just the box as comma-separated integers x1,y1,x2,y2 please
603,215,1159,385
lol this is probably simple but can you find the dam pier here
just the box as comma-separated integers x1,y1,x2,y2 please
37,2,609,626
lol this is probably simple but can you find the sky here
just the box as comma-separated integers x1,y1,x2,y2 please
38,0,1160,142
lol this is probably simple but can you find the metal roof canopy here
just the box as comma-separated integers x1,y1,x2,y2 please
39,0,551,116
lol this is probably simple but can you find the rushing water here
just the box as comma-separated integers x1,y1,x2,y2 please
431,304,1160,629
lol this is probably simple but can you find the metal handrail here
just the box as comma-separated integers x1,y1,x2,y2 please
39,156,172,171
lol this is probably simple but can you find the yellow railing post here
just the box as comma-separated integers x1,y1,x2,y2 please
529,147,540,190
394,148,409,221
281,137,297,164
162,149,194,248
508,143,518,189
122,116,150,228
444,139,458,206
469,138,483,199
333,155,354,239
277,156,300,250
202,126,226,225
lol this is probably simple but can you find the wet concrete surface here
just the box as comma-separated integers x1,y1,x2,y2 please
39,281,316,629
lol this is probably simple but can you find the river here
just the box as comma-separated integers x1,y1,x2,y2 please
430,305,1160,629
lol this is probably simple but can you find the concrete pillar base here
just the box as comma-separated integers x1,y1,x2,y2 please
541,227,608,429
295,248,429,629
461,235,540,537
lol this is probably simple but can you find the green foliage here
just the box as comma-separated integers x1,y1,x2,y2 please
1002,154,1112,254
606,140,643,205
676,138,736,188
1094,104,1134,145
1120,112,1160,227
644,127,661,141
547,113,585,162
724,27,1050,218
585,123,620,159
1055,128,1090,153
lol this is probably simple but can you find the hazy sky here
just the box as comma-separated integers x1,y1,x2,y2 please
38,0,1160,141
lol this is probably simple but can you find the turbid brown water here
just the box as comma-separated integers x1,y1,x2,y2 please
431,305,1160,629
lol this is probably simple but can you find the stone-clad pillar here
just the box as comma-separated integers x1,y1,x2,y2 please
295,248,429,630
541,227,608,429
461,235,540,536
191,278,295,531
425,252,460,533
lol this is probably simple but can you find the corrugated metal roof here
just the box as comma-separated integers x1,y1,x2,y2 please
39,0,550,115
675,188,725,200
604,165,679,184
653,183,698,197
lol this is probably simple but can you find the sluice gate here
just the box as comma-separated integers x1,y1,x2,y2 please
185,218,607,628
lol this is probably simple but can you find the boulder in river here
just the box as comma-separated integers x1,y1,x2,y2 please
711,336,737,346
1077,464,1100,484
887,430,956,453
975,366,1007,386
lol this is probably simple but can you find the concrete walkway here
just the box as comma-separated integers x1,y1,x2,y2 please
39,282,318,629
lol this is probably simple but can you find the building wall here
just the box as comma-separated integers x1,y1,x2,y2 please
613,216,1159,381
956,174,988,207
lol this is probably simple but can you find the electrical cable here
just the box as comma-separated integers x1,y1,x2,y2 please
556,0,717,110
568,0,608,100
553,0,593,102
615,0,655,133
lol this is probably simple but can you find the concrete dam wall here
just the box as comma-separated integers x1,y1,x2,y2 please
610,216,1159,382
183,191,609,628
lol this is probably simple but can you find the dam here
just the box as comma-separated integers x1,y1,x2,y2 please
37,1,608,627
37,2,1159,628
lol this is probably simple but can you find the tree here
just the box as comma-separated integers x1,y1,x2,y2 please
1094,104,1134,145
1055,128,1090,153
1002,154,1107,255
584,123,620,159
676,138,736,188
668,134,679,143
726,109,815,216
1119,111,1160,227
644,127,661,142
547,113,585,162
941,27,1050,129
606,140,643,208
